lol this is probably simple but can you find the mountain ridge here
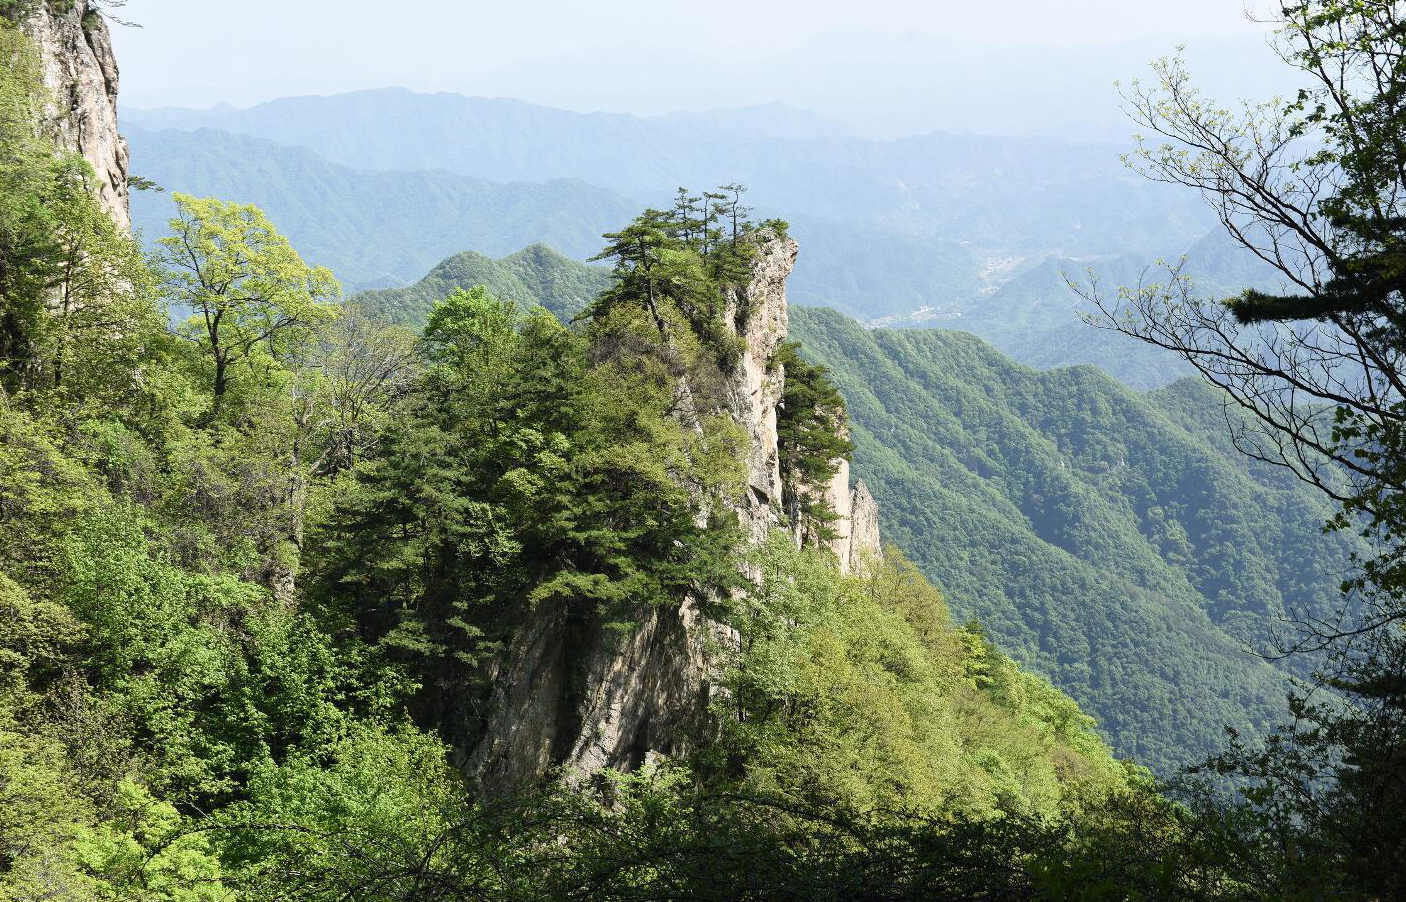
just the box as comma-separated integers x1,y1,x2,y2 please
789,305,1361,772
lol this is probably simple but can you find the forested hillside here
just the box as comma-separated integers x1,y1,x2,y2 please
351,244,610,325
901,230,1288,389
790,307,1360,773
338,249,1342,775
2,10,1183,887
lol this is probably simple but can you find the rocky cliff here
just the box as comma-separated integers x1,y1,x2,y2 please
724,233,793,547
815,453,882,574
464,232,880,792
21,1,130,230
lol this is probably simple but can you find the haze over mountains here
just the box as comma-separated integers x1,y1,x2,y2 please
127,88,1208,253
123,86,1287,387
114,4,1293,143
462,33,1294,142
128,126,636,291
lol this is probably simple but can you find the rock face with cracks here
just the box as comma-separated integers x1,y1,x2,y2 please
464,232,881,794
21,1,130,230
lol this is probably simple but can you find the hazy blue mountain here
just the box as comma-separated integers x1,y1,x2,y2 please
125,126,979,317
918,230,1292,389
125,89,1213,268
351,244,611,325
627,102,855,141
785,217,982,318
944,253,1190,389
127,126,637,292
1181,228,1292,296
790,307,1360,773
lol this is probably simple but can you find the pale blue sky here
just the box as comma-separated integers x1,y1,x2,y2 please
111,0,1286,138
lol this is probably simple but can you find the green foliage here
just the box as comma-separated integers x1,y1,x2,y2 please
159,193,341,407
707,535,1128,819
773,340,852,539
215,724,469,900
352,243,611,327
587,212,731,365
790,307,1361,774
312,284,745,732
56,504,389,805
0,731,229,902
0,571,79,706
185,742,1217,901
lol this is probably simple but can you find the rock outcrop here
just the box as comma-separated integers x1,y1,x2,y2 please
21,1,130,230
723,233,794,545
464,232,881,794
811,456,882,575
846,480,881,572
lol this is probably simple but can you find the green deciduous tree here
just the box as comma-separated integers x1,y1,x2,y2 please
159,194,340,410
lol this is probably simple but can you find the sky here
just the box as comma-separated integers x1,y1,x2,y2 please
110,0,1286,138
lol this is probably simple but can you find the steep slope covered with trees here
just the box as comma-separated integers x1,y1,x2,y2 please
790,307,1360,773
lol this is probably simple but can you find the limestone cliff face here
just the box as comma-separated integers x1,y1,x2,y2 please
846,480,881,572
464,232,880,794
723,232,794,545
723,233,879,574
21,1,130,230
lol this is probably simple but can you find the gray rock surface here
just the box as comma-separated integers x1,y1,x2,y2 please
847,480,882,572
22,1,130,230
724,231,795,544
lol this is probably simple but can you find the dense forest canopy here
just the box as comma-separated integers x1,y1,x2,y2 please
788,308,1362,774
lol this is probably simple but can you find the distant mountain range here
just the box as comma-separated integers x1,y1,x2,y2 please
126,89,1283,386
127,127,636,292
126,88,1209,258
875,230,1288,389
